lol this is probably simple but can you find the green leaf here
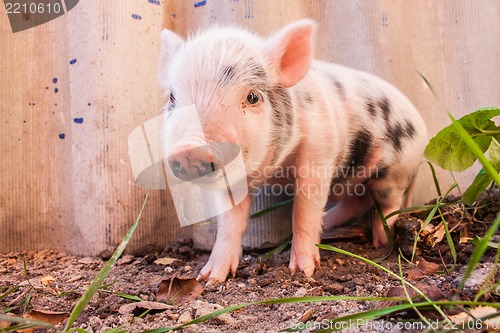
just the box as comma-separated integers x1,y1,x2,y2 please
424,108,500,172
448,112,500,188
462,168,493,206
487,137,500,170
62,193,149,332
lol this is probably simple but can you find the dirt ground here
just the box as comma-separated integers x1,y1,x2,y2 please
1,189,500,332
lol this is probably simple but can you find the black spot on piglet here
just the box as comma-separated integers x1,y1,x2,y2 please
365,98,377,117
347,129,373,167
405,120,416,138
378,97,391,123
386,120,416,153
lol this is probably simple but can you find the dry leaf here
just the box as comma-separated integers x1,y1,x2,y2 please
460,227,472,243
449,311,471,324
432,222,446,245
40,275,56,286
450,307,500,331
423,223,435,233
417,258,441,275
386,283,444,301
6,258,17,265
157,276,203,306
471,306,500,329
405,259,440,280
118,301,171,316
23,309,69,325
470,305,497,318
379,282,445,314
154,257,181,266
405,267,425,281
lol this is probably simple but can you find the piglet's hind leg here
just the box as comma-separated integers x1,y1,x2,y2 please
323,192,374,230
370,189,405,248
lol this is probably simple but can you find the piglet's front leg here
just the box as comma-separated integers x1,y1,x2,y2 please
289,176,329,277
197,195,251,284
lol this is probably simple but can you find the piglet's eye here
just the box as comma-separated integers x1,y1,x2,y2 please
245,91,261,105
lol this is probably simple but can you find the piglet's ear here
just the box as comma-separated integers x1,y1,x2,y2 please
264,19,316,88
158,29,184,90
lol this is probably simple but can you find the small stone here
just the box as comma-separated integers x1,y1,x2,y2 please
78,257,96,264
192,300,234,325
294,287,307,297
457,263,498,296
177,311,193,324
117,254,134,265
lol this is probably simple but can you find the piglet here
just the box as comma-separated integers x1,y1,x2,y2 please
158,20,428,284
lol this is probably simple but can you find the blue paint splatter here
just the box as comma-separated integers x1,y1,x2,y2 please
69,58,77,64
54,87,59,93
148,0,160,4
74,118,84,124
132,14,142,19
194,0,206,7
59,133,65,139
52,77,58,83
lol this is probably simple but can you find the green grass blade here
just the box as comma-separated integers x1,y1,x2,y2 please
317,244,452,325
397,255,429,325
262,236,292,259
448,113,500,291
439,208,457,272
0,285,19,302
250,198,293,218
97,289,143,301
141,296,403,333
384,203,454,220
427,161,442,197
312,300,500,333
458,212,500,292
474,245,500,302
62,193,149,332
411,182,457,261
372,201,394,262
66,328,92,333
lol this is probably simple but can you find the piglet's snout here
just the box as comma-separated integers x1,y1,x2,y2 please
167,144,223,181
